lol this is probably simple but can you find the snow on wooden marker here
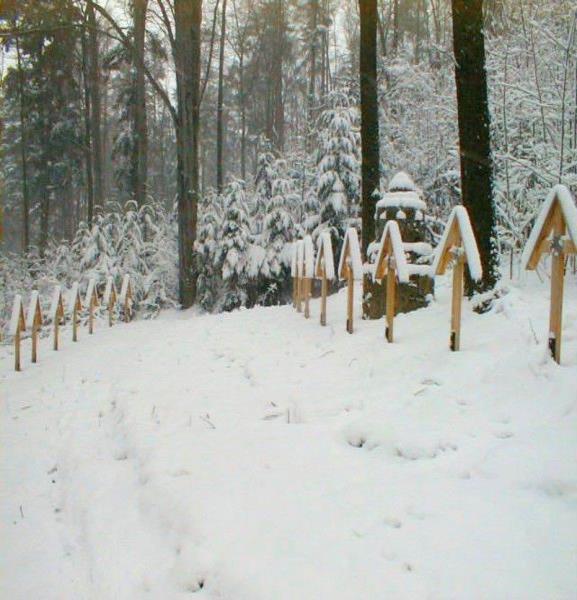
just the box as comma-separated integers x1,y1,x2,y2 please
432,205,483,281
50,286,64,321
103,277,116,307
26,291,42,330
84,278,98,307
520,184,577,364
119,275,131,304
9,294,25,336
303,235,315,279
290,243,298,277
374,220,410,283
315,232,335,281
67,282,81,315
338,227,363,281
521,184,577,271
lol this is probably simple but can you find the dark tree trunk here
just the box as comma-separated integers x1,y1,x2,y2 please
359,0,380,257
216,0,227,194
15,38,30,254
175,0,202,308
359,0,381,319
307,0,318,144
133,0,148,206
81,28,95,227
272,0,285,152
451,0,499,293
87,1,104,210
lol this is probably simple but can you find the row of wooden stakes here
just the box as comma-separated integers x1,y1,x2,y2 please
7,274,134,372
291,184,577,364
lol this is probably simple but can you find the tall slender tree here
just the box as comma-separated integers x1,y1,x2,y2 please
451,0,498,293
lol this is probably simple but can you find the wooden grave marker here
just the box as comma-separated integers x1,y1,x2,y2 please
520,184,577,364
103,276,117,327
373,221,410,343
295,240,305,313
315,232,335,326
50,286,65,350
290,243,298,308
9,295,26,371
26,291,44,363
303,235,315,319
68,282,83,342
338,227,363,334
119,274,133,322
84,278,99,334
432,206,482,351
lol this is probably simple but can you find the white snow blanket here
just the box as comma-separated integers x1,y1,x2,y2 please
1,272,576,599
315,232,335,280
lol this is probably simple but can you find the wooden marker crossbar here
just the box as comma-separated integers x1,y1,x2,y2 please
50,286,65,351
431,206,483,352
520,185,577,364
103,276,117,327
373,221,410,343
119,275,133,322
315,232,335,327
68,283,83,342
26,291,44,364
9,295,26,371
338,228,363,334
85,279,99,334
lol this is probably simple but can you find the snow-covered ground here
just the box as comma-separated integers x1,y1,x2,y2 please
2,271,576,599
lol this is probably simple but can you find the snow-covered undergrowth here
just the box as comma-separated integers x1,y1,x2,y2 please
1,271,576,599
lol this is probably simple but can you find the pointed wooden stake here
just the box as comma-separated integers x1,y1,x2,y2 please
346,267,354,334
450,253,465,351
320,265,327,326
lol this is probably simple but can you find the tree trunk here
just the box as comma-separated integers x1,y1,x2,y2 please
216,0,227,194
133,0,148,206
451,0,498,293
359,0,381,319
174,0,202,308
272,0,285,152
81,28,95,227
307,0,318,145
15,38,30,254
87,1,104,210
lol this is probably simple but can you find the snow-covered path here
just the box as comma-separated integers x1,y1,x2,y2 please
2,274,577,599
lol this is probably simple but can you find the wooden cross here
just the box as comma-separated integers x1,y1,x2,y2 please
84,279,99,334
521,185,577,364
103,277,117,327
374,221,410,343
291,243,298,309
295,241,305,313
315,232,335,327
68,282,83,342
303,235,315,319
9,295,26,371
432,206,483,352
50,286,65,351
338,227,363,334
119,275,133,322
26,291,44,364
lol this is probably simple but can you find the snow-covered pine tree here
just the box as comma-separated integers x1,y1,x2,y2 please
196,192,224,312
316,90,361,255
261,159,296,304
253,148,277,238
216,181,252,311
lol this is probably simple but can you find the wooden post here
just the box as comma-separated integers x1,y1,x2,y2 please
296,276,302,313
320,264,327,326
346,265,354,334
304,278,311,318
15,327,21,372
27,291,43,364
385,259,396,343
292,276,297,308
549,213,565,364
72,302,79,342
31,318,39,363
9,295,26,372
450,252,465,351
54,317,60,351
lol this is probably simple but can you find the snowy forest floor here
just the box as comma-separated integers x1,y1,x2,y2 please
1,270,577,599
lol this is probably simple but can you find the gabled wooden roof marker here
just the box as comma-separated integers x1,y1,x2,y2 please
432,206,483,351
521,185,577,364
50,286,65,351
26,291,44,364
85,278,99,334
315,232,335,326
9,295,26,371
374,221,410,343
338,227,363,334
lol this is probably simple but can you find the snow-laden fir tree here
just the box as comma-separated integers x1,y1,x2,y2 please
260,159,296,304
252,149,277,238
316,90,361,252
195,192,224,312
216,181,252,311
